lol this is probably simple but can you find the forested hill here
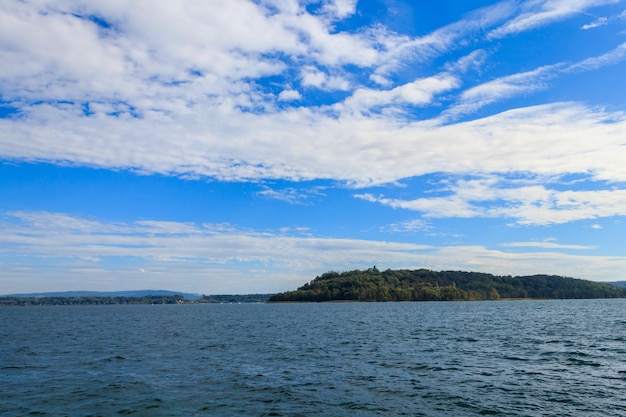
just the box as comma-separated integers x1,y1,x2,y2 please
268,268,626,302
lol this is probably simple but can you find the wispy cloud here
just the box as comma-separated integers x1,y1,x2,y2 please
500,240,596,250
442,41,626,120
443,64,562,120
582,16,609,29
488,0,618,38
383,219,433,233
338,74,460,115
371,1,517,84
355,175,626,226
445,50,490,74
257,185,327,205
566,41,626,71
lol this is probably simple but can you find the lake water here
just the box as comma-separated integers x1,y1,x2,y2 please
2,299,626,416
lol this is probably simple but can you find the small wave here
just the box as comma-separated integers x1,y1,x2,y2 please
117,398,163,415
504,356,529,362
1,365,48,370
566,358,602,367
515,369,544,376
15,346,38,356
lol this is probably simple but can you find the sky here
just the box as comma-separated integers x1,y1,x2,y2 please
2,0,626,295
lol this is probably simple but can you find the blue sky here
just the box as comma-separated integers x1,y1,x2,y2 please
2,0,626,294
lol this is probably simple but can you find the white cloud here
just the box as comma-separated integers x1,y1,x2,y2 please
2,101,626,187
278,89,302,101
445,49,490,74
500,240,596,250
582,16,608,29
566,41,626,71
300,66,351,90
355,175,626,226
444,64,562,119
488,0,618,38
0,0,388,111
339,74,460,115
257,185,326,204
275,6,380,67
321,0,358,20
384,219,432,233
442,41,626,120
355,192,481,219
371,1,518,84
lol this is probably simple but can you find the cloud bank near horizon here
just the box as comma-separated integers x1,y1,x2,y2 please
1,210,622,294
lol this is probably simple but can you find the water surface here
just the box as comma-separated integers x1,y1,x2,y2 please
2,299,625,416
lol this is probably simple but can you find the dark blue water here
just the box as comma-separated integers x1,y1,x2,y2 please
2,300,626,416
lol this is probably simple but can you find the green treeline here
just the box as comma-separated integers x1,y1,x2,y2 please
0,294,188,306
268,267,626,302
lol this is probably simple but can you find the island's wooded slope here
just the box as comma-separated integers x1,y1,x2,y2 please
268,268,626,302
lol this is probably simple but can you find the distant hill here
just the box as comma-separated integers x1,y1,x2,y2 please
607,281,626,288
269,268,626,302
5,290,203,300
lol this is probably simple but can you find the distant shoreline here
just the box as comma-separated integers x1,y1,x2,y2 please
0,293,274,307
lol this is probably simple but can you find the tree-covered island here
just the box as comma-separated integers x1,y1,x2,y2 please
268,267,626,302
